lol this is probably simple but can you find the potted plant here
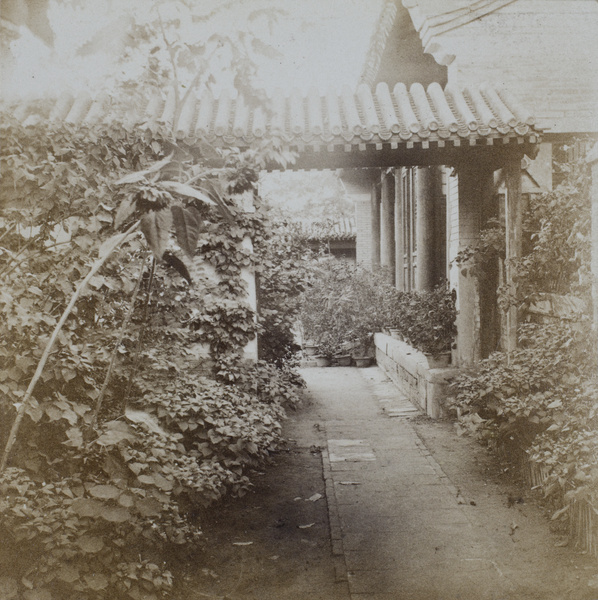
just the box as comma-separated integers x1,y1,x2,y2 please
404,286,456,367
313,337,336,367
302,340,319,356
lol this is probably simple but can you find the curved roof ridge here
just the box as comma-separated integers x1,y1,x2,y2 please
359,1,398,88
403,0,519,44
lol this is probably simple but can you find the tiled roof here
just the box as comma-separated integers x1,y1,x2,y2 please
399,1,598,133
403,0,518,52
300,217,356,242
359,2,398,87
10,81,539,151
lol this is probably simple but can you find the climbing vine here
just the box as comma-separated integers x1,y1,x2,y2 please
449,152,598,533
0,113,304,599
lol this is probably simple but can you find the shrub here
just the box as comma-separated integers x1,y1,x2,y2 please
393,286,456,356
254,219,312,366
0,115,305,599
300,259,456,358
449,149,597,533
300,260,392,357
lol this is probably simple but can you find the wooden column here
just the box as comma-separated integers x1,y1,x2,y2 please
380,171,395,283
504,157,523,355
371,178,381,269
415,166,440,291
588,144,598,334
456,164,483,366
394,169,404,291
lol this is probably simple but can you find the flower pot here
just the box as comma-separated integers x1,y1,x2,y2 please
424,352,451,368
335,355,352,367
353,356,372,368
303,344,319,356
315,356,332,367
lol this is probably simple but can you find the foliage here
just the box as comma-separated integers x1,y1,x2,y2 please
453,220,505,281
449,322,598,512
300,260,456,358
516,157,592,301
387,285,457,356
0,113,303,599
449,151,597,527
260,171,353,222
254,219,312,366
300,260,390,358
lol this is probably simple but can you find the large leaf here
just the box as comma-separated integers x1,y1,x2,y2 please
0,577,18,600
171,205,202,258
95,421,136,447
139,209,172,259
115,153,173,185
98,231,129,259
125,408,167,436
114,197,137,229
99,506,130,523
135,497,162,517
83,574,109,591
56,565,80,583
162,251,192,284
251,37,283,60
23,589,53,600
159,181,216,205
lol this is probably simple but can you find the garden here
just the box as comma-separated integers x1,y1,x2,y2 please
0,105,311,599
448,151,598,554
300,260,456,366
0,4,328,597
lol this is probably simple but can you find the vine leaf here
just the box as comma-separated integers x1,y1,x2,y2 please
171,204,202,258
76,535,105,553
139,209,172,259
115,153,173,185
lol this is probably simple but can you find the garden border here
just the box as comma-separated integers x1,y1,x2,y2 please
374,333,458,419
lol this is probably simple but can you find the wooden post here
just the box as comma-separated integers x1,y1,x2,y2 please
456,164,483,366
380,171,395,283
415,166,441,291
504,157,523,356
371,176,381,269
394,168,404,291
587,144,598,334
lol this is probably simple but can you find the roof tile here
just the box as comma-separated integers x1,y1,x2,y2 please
8,82,540,149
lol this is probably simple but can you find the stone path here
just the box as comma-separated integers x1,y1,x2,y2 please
301,366,595,600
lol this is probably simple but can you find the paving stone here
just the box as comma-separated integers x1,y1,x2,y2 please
301,366,589,600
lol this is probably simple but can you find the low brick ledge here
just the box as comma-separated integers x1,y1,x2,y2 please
374,333,459,419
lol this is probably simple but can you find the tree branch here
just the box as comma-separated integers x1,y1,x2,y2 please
0,220,140,473
91,251,147,426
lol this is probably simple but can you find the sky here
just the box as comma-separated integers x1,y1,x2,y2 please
3,0,385,102
2,0,386,215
